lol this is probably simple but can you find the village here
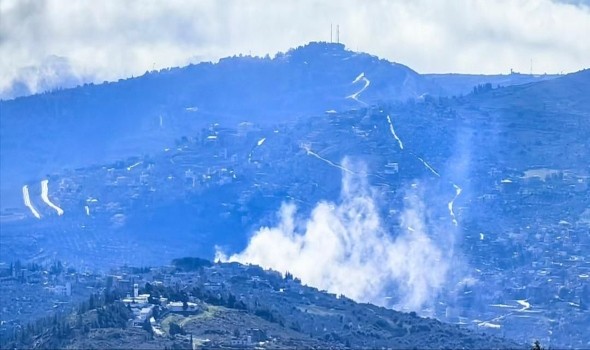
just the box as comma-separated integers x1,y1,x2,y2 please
0,257,524,349
0,102,588,347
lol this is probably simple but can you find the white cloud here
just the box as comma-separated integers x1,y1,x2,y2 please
217,158,456,311
1,0,589,98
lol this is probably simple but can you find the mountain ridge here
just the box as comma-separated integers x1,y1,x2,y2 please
0,41,434,209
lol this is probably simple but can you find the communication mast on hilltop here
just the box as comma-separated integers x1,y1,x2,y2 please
330,24,341,44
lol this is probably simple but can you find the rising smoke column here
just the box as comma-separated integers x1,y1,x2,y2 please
217,158,452,311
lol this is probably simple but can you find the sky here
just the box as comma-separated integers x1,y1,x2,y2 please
1,0,589,98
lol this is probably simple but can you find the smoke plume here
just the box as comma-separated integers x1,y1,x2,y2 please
217,158,454,311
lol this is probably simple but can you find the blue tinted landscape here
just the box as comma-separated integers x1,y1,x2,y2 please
1,5,589,349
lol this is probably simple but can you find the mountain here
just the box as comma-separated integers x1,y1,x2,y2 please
0,42,439,210
424,72,560,96
1,43,589,348
469,68,590,114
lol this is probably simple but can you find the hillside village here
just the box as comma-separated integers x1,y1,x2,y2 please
1,94,589,347
1,258,522,349
0,45,588,349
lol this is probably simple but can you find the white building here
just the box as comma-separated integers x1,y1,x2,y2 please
168,301,199,314
131,305,154,327
52,282,72,297
122,293,150,308
384,162,399,174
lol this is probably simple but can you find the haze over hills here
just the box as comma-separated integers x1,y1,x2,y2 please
1,42,589,348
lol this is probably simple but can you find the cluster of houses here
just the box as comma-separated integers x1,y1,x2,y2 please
0,261,104,338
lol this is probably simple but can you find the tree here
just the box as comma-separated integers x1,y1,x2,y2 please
144,282,153,294
532,340,544,350
148,295,160,305
169,322,185,336
142,318,153,339
78,301,89,315
227,293,236,308
76,314,83,329
106,276,113,291
89,294,96,310
50,260,64,275
152,306,161,319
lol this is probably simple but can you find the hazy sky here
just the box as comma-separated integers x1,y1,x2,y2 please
1,0,589,97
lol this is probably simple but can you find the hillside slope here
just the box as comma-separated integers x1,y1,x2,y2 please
0,260,522,350
0,42,438,209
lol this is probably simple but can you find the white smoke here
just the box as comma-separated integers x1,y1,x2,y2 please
217,158,453,311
